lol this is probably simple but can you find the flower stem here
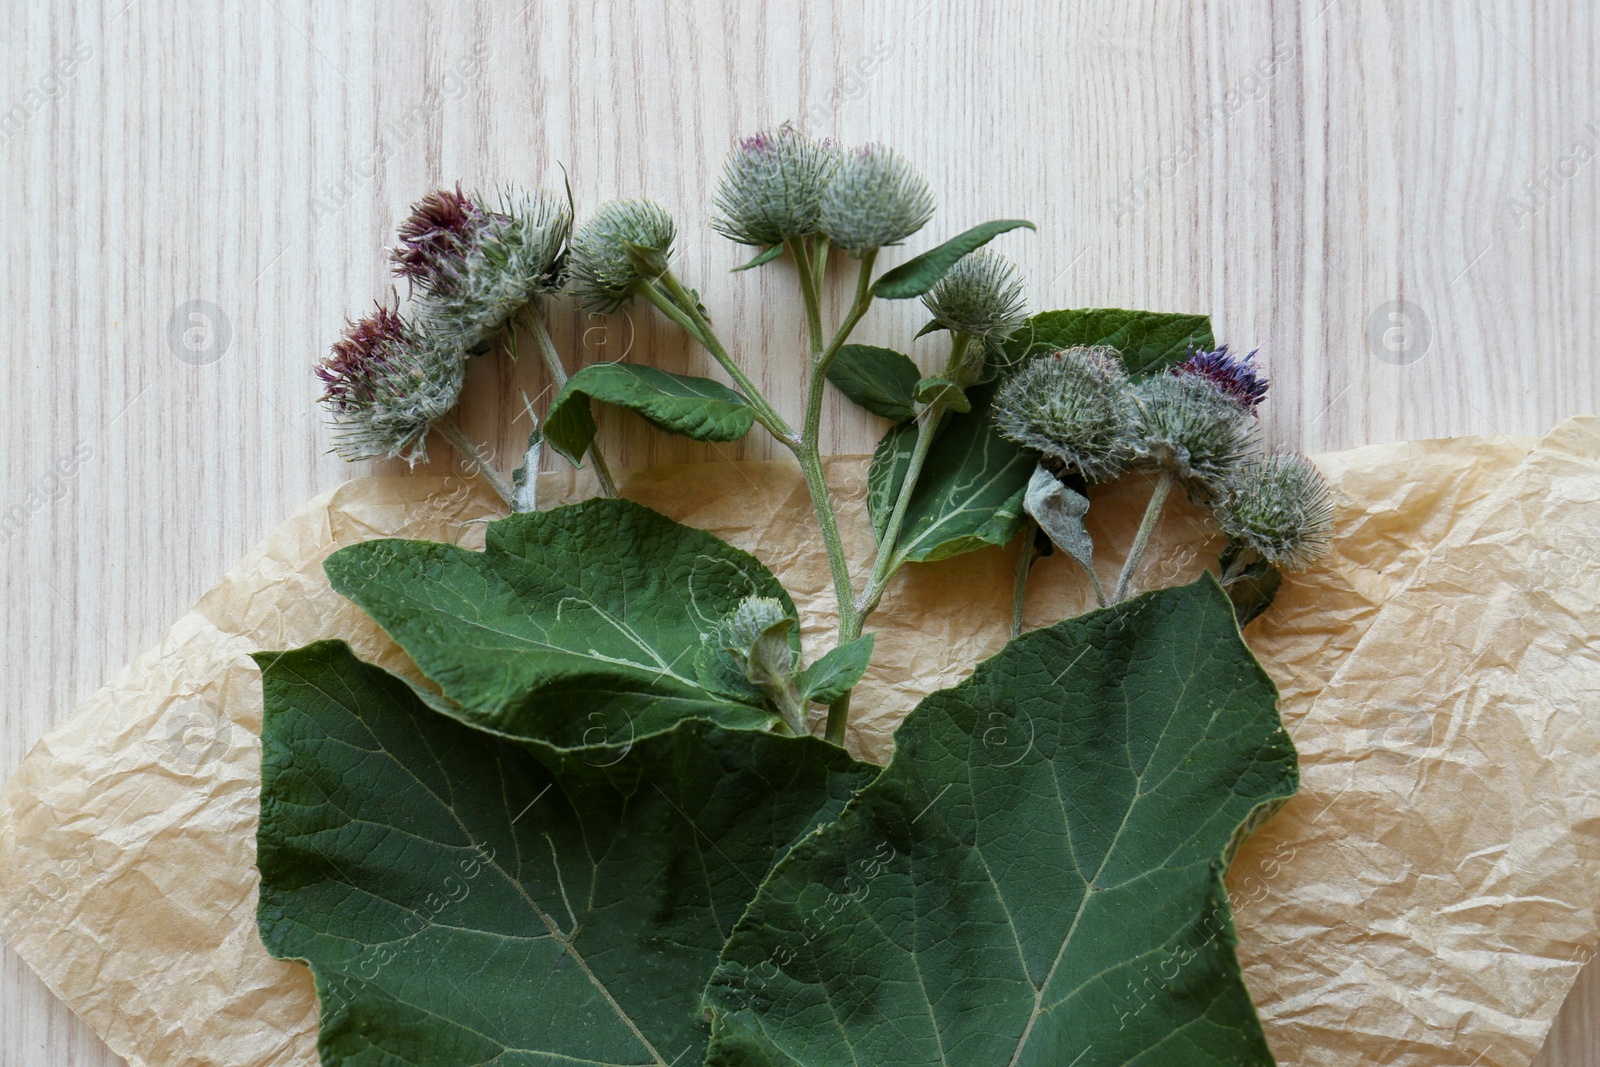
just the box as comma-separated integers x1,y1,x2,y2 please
1011,518,1040,638
853,402,946,627
437,416,515,508
1113,470,1175,602
526,310,617,498
649,270,797,445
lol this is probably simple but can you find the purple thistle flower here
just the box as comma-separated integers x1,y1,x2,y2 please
1173,344,1269,414
390,184,487,294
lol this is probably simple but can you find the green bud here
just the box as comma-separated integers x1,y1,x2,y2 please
712,126,833,247
994,347,1139,483
819,143,936,256
568,199,677,311
1131,372,1258,503
1217,452,1334,570
921,249,1027,347
696,596,806,732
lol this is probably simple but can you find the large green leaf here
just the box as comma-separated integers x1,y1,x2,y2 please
999,307,1215,378
865,308,1216,565
825,344,921,422
324,498,796,747
865,381,1034,562
544,363,756,466
704,578,1298,1066
256,641,875,1067
871,219,1036,299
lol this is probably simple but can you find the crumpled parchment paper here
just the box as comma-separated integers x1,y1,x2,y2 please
0,418,1595,1067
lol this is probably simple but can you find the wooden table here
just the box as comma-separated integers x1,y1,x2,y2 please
3,2,1597,1064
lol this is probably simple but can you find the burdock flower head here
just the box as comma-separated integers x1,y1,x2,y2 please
391,184,570,349
818,143,936,256
922,250,1027,385
1131,371,1257,503
1217,452,1335,569
993,346,1138,483
316,304,465,464
568,198,677,311
1172,343,1269,413
712,126,833,247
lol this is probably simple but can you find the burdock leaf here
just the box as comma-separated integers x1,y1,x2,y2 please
796,635,876,705
704,578,1298,1066
998,307,1215,378
544,363,756,466
825,344,922,423
865,381,1033,561
871,219,1036,299
732,244,785,272
255,641,874,1067
325,498,797,747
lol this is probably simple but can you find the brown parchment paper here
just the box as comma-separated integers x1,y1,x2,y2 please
0,419,1595,1067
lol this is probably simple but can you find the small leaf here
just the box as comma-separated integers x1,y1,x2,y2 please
325,498,796,747
544,363,756,465
912,375,971,414
704,578,1298,1066
797,634,876,705
732,244,785,272
871,219,1037,299
999,307,1215,378
825,345,921,422
1023,464,1095,576
256,641,875,1067
913,318,944,339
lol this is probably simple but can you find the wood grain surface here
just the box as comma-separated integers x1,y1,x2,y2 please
3,2,1598,1064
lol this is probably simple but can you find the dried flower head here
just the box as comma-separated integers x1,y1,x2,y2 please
993,346,1138,483
921,249,1027,347
1217,452,1334,569
316,305,465,464
568,198,677,311
1173,344,1269,413
712,126,833,247
1131,372,1258,503
818,143,936,256
392,184,571,350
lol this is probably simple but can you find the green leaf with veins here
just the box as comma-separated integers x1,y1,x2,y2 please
825,344,922,422
255,641,875,1067
544,363,756,466
796,634,876,705
871,219,1036,299
865,309,1216,566
703,578,1297,1066
324,498,796,748
998,307,1215,379
866,381,1033,561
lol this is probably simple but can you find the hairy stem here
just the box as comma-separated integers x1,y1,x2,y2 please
527,310,618,498
1113,470,1175,602
653,270,798,444
853,403,946,627
437,417,515,508
1011,518,1040,638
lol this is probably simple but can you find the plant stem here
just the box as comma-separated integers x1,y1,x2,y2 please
1113,470,1175,602
650,270,798,444
637,265,862,706
1011,518,1039,638
824,689,852,747
437,416,515,508
816,251,878,378
853,403,946,628
789,237,825,360
526,310,618,498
